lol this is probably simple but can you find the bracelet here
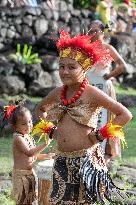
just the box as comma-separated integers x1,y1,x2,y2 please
95,129,103,142
48,126,57,139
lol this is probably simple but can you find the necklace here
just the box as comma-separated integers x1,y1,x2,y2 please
60,78,88,106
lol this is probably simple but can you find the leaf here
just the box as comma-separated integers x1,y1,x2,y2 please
33,58,42,63
23,44,28,57
9,54,17,60
29,53,38,60
10,44,41,65
17,44,21,54
26,46,32,58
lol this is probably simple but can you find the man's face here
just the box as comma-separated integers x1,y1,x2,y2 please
59,57,84,86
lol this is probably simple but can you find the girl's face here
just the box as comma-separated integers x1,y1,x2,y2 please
89,24,104,41
59,57,85,86
15,111,33,135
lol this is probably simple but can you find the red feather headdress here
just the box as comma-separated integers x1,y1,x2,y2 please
56,30,113,71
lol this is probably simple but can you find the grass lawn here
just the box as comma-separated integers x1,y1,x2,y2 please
122,106,136,163
115,85,136,96
115,85,136,163
0,136,13,174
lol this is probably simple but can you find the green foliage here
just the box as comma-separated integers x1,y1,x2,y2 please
9,44,42,65
73,0,135,9
0,136,13,174
0,189,15,205
113,0,136,8
73,0,100,9
115,85,136,96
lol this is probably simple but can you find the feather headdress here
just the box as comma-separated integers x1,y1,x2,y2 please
56,30,113,71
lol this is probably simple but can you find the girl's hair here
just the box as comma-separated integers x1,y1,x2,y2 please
1,100,31,130
89,20,109,32
10,106,31,126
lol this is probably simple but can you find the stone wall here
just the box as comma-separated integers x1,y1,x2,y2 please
0,1,92,50
0,1,135,96
0,1,93,96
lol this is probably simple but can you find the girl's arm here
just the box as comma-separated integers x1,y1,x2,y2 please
88,86,132,144
104,44,127,79
92,86,132,126
36,153,55,161
14,135,50,157
35,87,61,120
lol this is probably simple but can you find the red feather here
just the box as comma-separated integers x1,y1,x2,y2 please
56,30,113,67
4,105,16,119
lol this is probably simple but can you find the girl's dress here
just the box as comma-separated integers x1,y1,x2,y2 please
86,65,121,157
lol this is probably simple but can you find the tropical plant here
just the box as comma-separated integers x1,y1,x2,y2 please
9,44,42,65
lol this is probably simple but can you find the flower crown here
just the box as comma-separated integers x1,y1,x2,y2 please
56,30,113,71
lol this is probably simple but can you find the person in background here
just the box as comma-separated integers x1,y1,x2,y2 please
116,3,129,33
96,0,111,25
14,0,38,7
12,0,55,8
86,20,128,163
110,5,117,32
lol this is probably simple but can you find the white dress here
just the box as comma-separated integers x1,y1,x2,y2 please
86,66,121,157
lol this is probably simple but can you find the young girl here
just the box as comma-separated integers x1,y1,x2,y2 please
35,31,132,204
3,103,52,205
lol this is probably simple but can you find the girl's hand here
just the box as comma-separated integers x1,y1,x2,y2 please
36,153,55,161
104,154,112,164
47,138,53,146
103,73,110,80
88,131,99,145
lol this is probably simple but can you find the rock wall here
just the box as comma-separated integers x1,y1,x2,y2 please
0,1,92,50
0,1,93,96
0,1,135,96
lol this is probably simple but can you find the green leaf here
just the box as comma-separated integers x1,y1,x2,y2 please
27,60,33,64
17,44,21,54
9,44,41,65
9,54,17,60
33,58,42,63
23,44,28,57
29,53,38,60
26,46,32,58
